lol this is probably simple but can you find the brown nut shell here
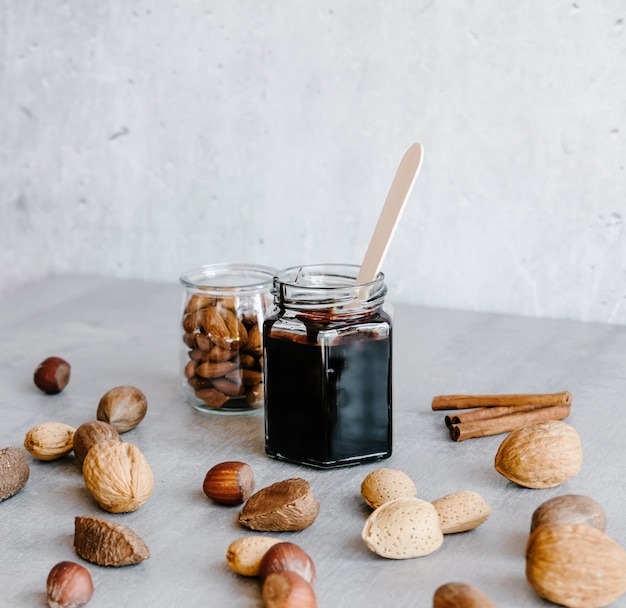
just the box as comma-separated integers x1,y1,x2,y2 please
73,420,122,466
74,515,150,566
433,582,497,608
34,356,71,394
530,494,606,533
259,542,316,585
97,385,148,433
203,461,255,505
239,478,320,532
46,560,93,608
494,420,583,488
0,446,30,501
262,571,317,608
526,523,626,608
82,440,153,513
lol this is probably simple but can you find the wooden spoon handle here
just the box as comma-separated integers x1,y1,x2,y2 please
356,143,424,285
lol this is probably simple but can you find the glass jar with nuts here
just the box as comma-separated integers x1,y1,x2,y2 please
180,264,276,414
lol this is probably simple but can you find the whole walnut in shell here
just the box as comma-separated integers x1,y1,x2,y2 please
82,439,153,513
526,523,626,607
495,420,583,488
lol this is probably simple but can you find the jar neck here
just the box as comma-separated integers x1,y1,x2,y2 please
272,264,387,319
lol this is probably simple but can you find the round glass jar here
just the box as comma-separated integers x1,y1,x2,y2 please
180,264,276,415
263,263,393,467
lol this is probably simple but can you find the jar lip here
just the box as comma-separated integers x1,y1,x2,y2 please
275,263,385,289
180,263,276,291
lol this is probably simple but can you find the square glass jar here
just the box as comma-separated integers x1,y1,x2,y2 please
180,263,276,415
263,264,393,466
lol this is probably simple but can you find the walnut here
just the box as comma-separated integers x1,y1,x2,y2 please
82,440,153,513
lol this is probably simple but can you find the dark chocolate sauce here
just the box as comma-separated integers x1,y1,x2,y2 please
264,317,392,468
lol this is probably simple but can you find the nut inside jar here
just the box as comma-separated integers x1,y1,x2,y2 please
180,264,275,414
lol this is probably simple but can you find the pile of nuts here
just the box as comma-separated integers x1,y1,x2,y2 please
5,356,626,607
181,293,271,411
526,495,626,607
0,356,154,608
359,467,491,561
202,460,320,607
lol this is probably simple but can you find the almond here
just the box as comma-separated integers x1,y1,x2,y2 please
526,523,626,607
360,467,418,509
361,497,443,559
226,536,283,577
431,490,491,534
494,420,583,488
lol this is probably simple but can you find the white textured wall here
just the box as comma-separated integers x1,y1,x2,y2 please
2,1,625,324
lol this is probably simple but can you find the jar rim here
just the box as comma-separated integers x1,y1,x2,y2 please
273,263,387,312
180,263,276,291
274,263,384,289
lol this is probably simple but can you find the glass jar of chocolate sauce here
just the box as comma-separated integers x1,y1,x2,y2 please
263,264,392,468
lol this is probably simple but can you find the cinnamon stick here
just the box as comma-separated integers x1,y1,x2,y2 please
432,391,572,411
444,403,544,428
448,403,571,442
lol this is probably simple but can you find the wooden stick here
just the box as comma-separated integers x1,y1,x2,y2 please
444,403,544,428
432,391,572,411
448,404,571,442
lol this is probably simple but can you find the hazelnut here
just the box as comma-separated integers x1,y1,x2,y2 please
259,542,316,585
262,571,317,608
34,357,71,394
46,561,93,608
73,421,121,467
203,461,255,506
433,582,496,608
96,386,148,433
